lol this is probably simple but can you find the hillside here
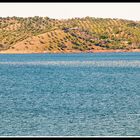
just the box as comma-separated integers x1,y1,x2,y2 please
1,16,140,53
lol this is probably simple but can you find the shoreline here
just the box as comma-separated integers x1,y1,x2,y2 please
0,49,140,54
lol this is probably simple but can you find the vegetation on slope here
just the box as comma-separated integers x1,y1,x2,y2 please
0,16,140,52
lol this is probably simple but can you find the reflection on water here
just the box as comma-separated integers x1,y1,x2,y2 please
1,60,140,67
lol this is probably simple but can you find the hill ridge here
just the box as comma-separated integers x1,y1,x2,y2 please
1,16,140,53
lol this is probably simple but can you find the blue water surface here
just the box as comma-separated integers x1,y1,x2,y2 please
0,52,140,136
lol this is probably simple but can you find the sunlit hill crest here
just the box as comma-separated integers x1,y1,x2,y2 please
0,16,140,53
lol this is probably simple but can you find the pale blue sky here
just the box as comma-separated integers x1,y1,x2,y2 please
0,3,140,21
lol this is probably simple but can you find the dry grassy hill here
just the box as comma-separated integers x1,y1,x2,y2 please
1,16,140,53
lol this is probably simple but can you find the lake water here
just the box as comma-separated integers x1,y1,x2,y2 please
0,52,140,136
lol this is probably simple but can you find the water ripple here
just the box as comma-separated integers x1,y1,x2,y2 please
0,60,140,67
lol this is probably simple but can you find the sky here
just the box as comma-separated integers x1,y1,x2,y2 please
0,3,140,21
